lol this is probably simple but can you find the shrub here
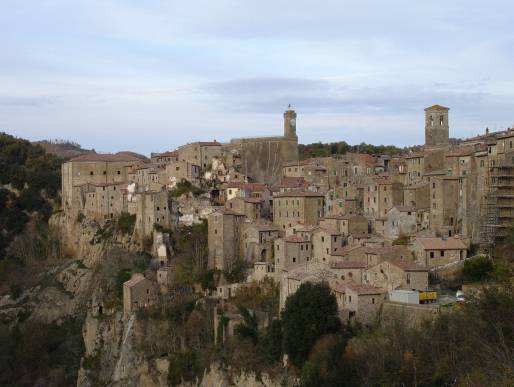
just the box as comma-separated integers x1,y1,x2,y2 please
169,179,204,198
462,255,493,283
282,282,342,368
117,212,136,235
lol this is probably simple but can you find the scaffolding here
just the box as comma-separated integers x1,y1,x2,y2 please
480,162,514,252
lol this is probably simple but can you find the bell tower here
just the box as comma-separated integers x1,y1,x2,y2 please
425,104,449,147
284,105,297,139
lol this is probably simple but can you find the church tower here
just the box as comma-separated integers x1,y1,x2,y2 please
284,105,297,139
424,104,449,147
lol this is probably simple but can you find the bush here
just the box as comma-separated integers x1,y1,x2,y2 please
168,350,202,385
118,212,136,235
462,255,494,282
282,282,342,368
115,269,132,298
169,179,204,198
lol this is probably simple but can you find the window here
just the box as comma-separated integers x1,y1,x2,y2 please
439,115,444,125
117,170,121,175
214,229,217,234
441,250,445,257
292,257,296,263
430,251,435,258
90,171,94,176
103,170,106,175
372,298,375,304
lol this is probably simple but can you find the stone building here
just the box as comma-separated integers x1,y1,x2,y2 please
340,283,386,325
311,228,346,265
428,174,459,237
319,214,368,237
123,273,157,317
226,197,263,221
425,104,449,147
61,152,147,215
329,261,367,284
364,260,428,291
83,182,127,220
227,107,299,184
241,223,279,263
177,141,223,170
412,236,467,268
273,191,325,230
363,177,404,219
385,206,419,240
208,209,246,271
135,190,173,238
274,235,312,271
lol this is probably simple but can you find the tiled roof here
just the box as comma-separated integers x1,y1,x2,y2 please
156,150,178,157
446,147,474,157
285,235,308,243
415,237,467,250
424,104,449,111
70,151,148,163
330,261,367,269
274,190,325,198
124,273,146,287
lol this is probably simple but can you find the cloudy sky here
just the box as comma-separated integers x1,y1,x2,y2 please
1,1,513,154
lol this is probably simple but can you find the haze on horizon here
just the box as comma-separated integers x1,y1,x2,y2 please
1,0,513,155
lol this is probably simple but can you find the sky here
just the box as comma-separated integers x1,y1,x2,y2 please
1,0,513,155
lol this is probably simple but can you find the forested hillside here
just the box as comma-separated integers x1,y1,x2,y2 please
0,132,62,260
299,141,411,159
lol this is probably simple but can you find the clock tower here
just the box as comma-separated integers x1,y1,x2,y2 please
284,105,297,139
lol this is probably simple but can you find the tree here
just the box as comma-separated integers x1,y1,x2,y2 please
234,305,258,344
462,255,493,282
282,282,341,368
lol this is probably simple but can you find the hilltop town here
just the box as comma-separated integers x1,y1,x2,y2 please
1,105,513,385
59,103,512,323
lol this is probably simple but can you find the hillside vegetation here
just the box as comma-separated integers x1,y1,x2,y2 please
0,132,62,260
299,141,410,159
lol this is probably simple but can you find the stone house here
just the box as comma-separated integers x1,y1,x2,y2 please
311,228,346,265
123,273,157,317
405,153,424,185
241,223,279,263
252,261,275,282
274,235,312,271
150,150,179,165
403,183,430,210
412,236,467,268
208,209,246,271
177,141,223,170
62,152,147,216
364,260,428,291
329,261,367,284
164,160,201,185
363,177,404,219
427,174,460,237
385,206,418,240
341,283,386,325
135,190,173,238
319,214,368,237
273,191,325,230
83,182,127,220
226,197,263,221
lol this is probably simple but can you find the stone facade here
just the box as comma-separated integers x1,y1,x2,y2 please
425,104,449,147
273,191,325,230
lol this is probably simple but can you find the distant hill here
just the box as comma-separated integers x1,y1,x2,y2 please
298,141,414,159
34,139,94,160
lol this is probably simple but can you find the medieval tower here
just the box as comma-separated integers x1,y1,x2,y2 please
424,104,449,147
284,105,298,139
